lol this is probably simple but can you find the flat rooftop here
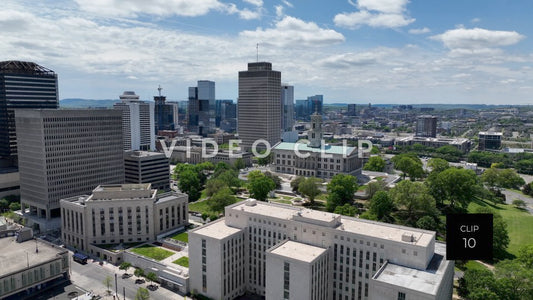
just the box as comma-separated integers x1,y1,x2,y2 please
230,201,434,246
372,242,449,295
273,142,356,156
0,237,65,277
268,240,326,263
93,183,151,192
125,151,166,158
192,219,242,240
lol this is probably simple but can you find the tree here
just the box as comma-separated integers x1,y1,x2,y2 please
206,187,237,213
427,167,478,208
233,158,245,170
368,191,394,221
8,202,20,211
326,174,358,212
135,287,150,300
494,259,533,300
363,156,386,172
365,180,387,200
517,245,533,269
146,272,158,288
103,275,113,294
392,154,424,180
0,199,9,212
389,181,437,225
264,171,282,189
427,158,449,174
482,167,500,189
474,207,510,258
499,168,525,189
333,203,358,217
298,177,321,204
177,169,202,201
119,262,132,275
247,171,275,201
134,268,144,278
458,269,498,299
290,176,304,192
205,179,227,197
416,216,438,231
512,199,527,209
256,151,272,166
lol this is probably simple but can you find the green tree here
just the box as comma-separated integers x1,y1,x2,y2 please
390,181,437,225
494,259,533,300
458,269,498,299
103,275,113,294
416,216,438,231
8,202,20,211
368,191,394,221
298,177,321,204
264,171,282,189
177,169,202,201
333,203,358,217
134,268,144,278
326,174,358,212
256,151,272,166
248,172,276,201
499,168,525,189
135,287,150,300
363,156,386,172
474,207,510,258
290,176,304,192
365,180,387,200
206,187,237,213
205,179,227,197
482,167,500,188
512,199,527,209
517,245,533,269
233,158,245,170
370,146,380,154
427,167,478,208
427,158,449,174
214,162,232,175
0,199,9,212
392,154,424,180
119,262,132,275
146,272,158,288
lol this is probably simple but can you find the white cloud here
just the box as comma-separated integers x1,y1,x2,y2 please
240,16,345,47
334,10,413,29
319,49,398,68
74,0,260,19
431,28,524,50
334,0,413,29
275,5,284,18
471,18,481,23
281,0,293,8
357,0,409,14
408,27,430,34
243,0,263,7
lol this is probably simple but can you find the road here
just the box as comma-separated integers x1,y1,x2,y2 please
501,189,533,214
70,253,185,300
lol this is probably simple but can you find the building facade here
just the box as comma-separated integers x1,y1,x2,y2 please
0,236,69,299
15,109,124,227
0,61,59,165
281,84,294,132
114,91,155,151
238,62,281,151
416,115,437,138
60,184,188,254
271,114,364,179
478,131,502,151
395,136,471,153
124,151,170,191
189,200,453,300
188,81,215,136
154,87,177,134
307,95,324,116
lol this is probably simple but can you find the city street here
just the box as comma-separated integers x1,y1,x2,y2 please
70,253,185,300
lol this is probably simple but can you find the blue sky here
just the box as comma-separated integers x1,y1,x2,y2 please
2,0,533,104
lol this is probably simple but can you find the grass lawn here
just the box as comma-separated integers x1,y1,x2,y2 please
200,189,207,200
173,257,189,268
131,245,174,261
188,200,214,215
468,198,533,256
171,232,188,243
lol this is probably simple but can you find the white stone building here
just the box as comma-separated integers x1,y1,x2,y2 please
189,200,453,300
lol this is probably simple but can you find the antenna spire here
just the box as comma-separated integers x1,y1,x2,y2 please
158,85,162,97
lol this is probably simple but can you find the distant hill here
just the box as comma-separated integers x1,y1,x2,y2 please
60,98,119,108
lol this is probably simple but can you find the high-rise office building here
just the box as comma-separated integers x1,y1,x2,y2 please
124,150,170,191
188,81,215,136
478,131,502,150
295,99,308,120
0,61,59,165
113,91,155,151
15,109,124,230
416,115,437,138
347,104,357,116
238,62,281,151
154,86,176,134
281,84,294,132
189,200,453,300
307,95,323,116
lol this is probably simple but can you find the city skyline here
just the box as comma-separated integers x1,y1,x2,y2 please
2,0,533,104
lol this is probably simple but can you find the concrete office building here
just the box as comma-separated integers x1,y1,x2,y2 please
347,104,356,116
0,61,59,165
60,184,188,258
271,113,363,179
395,136,471,153
238,62,281,151
188,81,215,136
114,91,155,151
189,200,453,300
281,84,294,132
478,131,502,150
0,236,69,299
124,150,170,191
416,115,437,138
15,109,124,230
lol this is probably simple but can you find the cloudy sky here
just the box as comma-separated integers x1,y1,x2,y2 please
3,0,533,104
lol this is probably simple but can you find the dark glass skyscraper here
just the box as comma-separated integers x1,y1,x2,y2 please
0,61,59,164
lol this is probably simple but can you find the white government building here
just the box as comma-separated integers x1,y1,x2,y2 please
189,200,453,300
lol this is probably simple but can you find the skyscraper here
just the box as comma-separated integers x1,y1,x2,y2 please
415,115,437,138
281,84,294,132
15,109,124,230
114,91,155,151
307,95,323,116
188,80,215,136
295,99,308,120
0,61,59,165
154,86,176,134
238,62,281,151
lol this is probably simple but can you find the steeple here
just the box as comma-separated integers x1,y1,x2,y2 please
308,112,322,148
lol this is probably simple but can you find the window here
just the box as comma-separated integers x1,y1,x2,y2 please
398,292,406,300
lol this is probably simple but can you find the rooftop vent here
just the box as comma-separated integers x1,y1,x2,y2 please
245,199,257,206
401,233,416,243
